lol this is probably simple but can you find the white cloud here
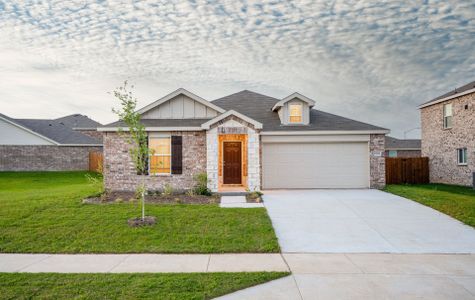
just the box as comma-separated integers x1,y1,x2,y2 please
0,0,474,137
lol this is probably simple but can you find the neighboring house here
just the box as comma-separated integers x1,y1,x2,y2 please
100,89,388,192
0,113,102,171
419,80,475,186
385,136,421,158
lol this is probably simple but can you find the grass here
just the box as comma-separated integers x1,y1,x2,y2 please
0,172,279,253
0,272,289,300
384,183,475,227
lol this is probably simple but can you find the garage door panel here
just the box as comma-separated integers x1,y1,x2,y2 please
262,142,369,189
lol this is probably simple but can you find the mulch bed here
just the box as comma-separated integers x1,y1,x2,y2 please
83,191,221,205
246,194,263,203
128,216,157,227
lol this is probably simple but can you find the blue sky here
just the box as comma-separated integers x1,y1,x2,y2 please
1,0,474,138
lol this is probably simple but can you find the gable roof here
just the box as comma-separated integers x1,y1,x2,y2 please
55,114,102,129
201,110,263,130
271,92,316,111
0,113,102,145
136,88,225,115
385,136,421,150
419,80,475,109
212,90,388,133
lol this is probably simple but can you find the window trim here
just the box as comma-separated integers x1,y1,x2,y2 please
288,102,303,124
149,135,172,175
457,148,468,166
443,103,452,129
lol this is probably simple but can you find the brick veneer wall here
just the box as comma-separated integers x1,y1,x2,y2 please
0,145,102,171
370,134,386,189
421,92,474,186
385,150,421,158
103,131,206,191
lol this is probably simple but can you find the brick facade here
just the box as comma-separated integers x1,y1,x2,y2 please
103,131,206,191
385,150,421,158
0,145,102,171
370,134,386,189
421,92,474,186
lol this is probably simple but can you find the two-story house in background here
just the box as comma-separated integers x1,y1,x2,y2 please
419,80,475,186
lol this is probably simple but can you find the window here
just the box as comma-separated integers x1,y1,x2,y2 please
443,103,452,129
388,150,398,158
457,148,467,165
289,103,302,123
149,137,171,174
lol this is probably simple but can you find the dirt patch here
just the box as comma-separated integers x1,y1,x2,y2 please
83,191,221,205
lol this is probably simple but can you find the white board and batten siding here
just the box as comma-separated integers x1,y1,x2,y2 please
141,95,219,119
0,118,54,145
262,135,370,189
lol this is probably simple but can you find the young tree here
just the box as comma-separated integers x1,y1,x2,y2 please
112,81,149,220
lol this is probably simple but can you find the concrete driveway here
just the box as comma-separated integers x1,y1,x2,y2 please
264,189,475,253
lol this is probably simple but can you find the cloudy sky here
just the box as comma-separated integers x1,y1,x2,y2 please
1,0,474,138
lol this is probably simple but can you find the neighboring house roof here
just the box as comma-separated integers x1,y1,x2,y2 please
55,114,102,129
385,136,421,150
0,113,102,145
212,90,388,132
419,80,475,109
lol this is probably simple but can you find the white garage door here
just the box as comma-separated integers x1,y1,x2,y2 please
262,142,369,189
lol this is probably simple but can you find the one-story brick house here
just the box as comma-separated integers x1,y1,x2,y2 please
0,113,102,171
419,80,474,186
99,89,389,192
385,136,421,158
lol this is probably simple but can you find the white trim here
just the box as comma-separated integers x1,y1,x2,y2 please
136,88,225,115
201,110,263,130
0,115,59,145
98,126,203,132
148,135,172,175
418,87,475,109
457,148,468,166
261,130,390,135
272,92,316,111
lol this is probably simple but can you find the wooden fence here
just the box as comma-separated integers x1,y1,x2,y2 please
89,151,103,173
385,157,429,184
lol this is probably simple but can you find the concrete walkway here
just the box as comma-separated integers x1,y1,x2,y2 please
217,253,475,299
0,253,288,273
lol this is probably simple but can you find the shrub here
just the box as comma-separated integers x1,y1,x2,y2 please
193,173,212,196
162,183,174,196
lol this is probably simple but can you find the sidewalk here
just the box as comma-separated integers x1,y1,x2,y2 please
0,253,288,273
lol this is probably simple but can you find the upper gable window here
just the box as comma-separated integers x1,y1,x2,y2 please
443,103,452,129
289,103,303,123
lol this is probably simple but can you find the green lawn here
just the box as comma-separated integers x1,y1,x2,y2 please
0,272,288,300
0,172,279,253
384,184,475,227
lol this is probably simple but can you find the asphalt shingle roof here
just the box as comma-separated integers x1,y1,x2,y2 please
0,113,102,145
385,136,421,149
212,90,387,131
55,114,102,129
421,80,475,107
102,90,387,132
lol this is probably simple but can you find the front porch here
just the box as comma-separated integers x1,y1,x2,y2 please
204,111,262,193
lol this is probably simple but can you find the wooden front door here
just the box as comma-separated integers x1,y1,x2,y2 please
223,142,242,184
